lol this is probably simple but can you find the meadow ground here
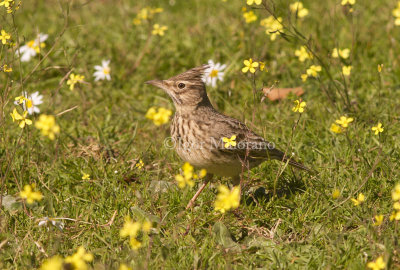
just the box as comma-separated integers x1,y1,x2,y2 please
1,0,400,269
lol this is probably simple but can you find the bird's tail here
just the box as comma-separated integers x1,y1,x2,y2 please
286,158,311,172
268,148,312,172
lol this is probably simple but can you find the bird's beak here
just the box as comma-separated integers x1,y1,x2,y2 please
145,79,165,89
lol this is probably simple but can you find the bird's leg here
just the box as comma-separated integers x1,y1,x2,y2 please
186,174,213,210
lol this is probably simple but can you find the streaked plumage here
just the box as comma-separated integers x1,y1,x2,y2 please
146,65,309,207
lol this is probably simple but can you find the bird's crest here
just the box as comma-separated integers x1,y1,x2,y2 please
168,65,209,84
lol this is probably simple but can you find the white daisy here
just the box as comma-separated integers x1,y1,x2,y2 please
14,91,43,115
38,217,64,231
203,60,226,88
18,33,48,62
93,60,111,81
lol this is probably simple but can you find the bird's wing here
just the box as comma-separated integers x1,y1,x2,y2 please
205,112,310,171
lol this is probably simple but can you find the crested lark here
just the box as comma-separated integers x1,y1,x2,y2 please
146,66,310,209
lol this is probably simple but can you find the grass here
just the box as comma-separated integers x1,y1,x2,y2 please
1,0,400,268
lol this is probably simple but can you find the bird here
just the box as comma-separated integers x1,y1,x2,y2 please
146,65,310,209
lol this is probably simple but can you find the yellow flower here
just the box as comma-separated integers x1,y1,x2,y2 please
367,256,385,270
390,211,400,221
119,264,133,270
182,162,194,174
175,174,194,189
3,64,12,72
64,247,93,270
341,0,355,5
142,220,152,233
260,16,283,41
332,188,340,199
198,168,207,178
242,58,259,73
330,123,343,134
20,184,43,204
154,107,172,125
243,10,257,23
373,215,384,226
0,0,13,8
371,123,384,135
259,61,267,71
10,108,32,128
289,2,309,18
145,107,156,119
335,116,353,128
6,0,20,14
15,95,26,104
136,159,144,169
292,99,306,113
247,0,262,5
146,107,172,126
138,8,149,20
120,216,142,238
394,202,400,210
14,95,32,109
39,255,64,270
152,24,168,36
132,18,141,25
129,237,142,250
152,8,163,14
351,193,365,206
332,48,350,59
133,7,163,25
295,46,313,62
120,217,151,250
67,73,85,91
222,135,237,148
392,184,400,201
0,29,11,44
342,66,352,76
377,64,383,73
301,74,308,82
175,162,195,188
214,185,240,213
306,65,322,77
393,5,400,25
35,114,60,140
82,173,90,180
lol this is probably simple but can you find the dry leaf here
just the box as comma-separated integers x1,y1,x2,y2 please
262,87,304,101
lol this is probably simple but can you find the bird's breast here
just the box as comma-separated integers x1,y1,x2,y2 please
170,116,246,177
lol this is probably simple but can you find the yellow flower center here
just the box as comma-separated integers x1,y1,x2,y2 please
103,67,110,75
27,40,35,48
210,69,219,77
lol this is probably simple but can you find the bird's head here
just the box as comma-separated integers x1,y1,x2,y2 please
146,65,211,111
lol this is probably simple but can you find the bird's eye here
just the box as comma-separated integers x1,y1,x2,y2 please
178,83,186,89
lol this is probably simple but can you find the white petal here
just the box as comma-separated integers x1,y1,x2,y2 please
218,72,225,81
20,50,36,62
38,220,47,226
102,59,110,67
37,33,48,42
211,77,217,88
17,45,29,54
